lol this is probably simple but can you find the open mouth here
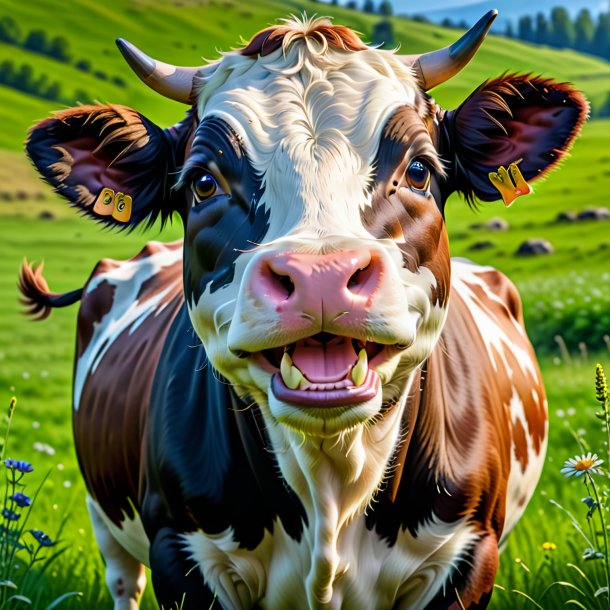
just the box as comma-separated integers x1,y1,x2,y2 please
259,333,384,407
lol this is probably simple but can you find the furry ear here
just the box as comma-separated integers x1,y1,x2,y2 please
26,104,195,229
439,75,588,203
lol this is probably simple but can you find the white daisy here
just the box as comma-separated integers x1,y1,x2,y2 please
561,453,604,478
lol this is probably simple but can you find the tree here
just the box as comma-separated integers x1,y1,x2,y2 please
592,12,610,61
535,13,550,46
23,29,48,54
346,0,357,8
505,22,514,38
518,15,534,43
47,36,71,62
378,0,392,16
362,0,375,13
75,59,91,72
550,7,575,48
0,60,15,85
574,9,594,53
0,17,21,45
372,20,394,48
13,64,34,93
43,82,61,102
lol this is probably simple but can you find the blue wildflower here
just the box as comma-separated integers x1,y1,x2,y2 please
4,459,33,473
2,509,20,521
9,493,31,508
30,530,54,547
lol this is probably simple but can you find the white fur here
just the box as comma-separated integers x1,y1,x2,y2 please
87,496,147,610
181,515,478,610
74,243,182,409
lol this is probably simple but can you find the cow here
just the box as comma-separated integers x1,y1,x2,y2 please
19,11,587,610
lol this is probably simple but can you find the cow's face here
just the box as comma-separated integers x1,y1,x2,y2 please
26,16,587,440
180,35,450,436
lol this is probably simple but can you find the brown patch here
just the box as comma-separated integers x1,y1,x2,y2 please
456,532,499,607
76,280,116,359
241,20,367,57
512,419,528,471
74,244,184,525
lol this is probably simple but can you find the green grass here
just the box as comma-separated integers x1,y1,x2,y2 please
0,0,609,607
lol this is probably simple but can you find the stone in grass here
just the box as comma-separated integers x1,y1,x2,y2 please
577,207,610,221
486,218,509,231
555,210,577,223
38,210,55,220
469,217,509,231
468,240,495,251
515,238,554,256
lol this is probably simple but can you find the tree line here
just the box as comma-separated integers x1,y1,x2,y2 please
508,8,610,62
0,15,127,105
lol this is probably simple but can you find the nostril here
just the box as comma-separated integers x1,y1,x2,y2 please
263,262,295,300
276,274,295,298
347,264,370,290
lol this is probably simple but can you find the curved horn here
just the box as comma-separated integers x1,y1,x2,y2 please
116,38,200,104
402,10,498,91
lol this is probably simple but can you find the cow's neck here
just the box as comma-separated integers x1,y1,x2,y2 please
266,373,417,605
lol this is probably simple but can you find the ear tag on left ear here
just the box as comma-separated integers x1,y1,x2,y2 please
111,192,132,223
93,188,116,216
488,161,532,207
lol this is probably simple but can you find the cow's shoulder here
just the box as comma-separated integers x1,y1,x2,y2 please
450,257,524,326
73,239,185,526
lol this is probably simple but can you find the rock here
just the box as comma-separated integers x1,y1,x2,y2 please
485,217,509,231
577,207,610,221
468,218,509,231
515,238,554,256
555,210,577,223
38,211,55,220
468,240,495,251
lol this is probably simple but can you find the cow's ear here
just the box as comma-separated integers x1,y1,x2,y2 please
26,104,196,229
439,75,588,203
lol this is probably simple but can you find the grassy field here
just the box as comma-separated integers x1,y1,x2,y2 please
0,215,608,609
0,0,609,607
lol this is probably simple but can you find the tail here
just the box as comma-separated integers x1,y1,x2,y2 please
18,259,83,321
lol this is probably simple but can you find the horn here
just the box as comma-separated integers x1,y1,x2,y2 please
402,10,498,91
116,38,200,104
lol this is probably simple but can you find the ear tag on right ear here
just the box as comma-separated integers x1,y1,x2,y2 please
111,192,132,223
488,161,532,207
93,188,116,216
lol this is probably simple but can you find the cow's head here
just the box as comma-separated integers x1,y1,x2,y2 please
27,14,586,443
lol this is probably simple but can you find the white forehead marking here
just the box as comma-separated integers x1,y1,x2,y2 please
193,19,422,238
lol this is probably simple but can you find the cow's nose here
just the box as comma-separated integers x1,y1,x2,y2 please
251,250,382,322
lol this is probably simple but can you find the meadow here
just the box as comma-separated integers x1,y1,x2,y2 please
0,0,609,607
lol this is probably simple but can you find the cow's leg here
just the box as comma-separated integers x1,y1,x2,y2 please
150,526,217,610
86,495,147,610
422,531,498,610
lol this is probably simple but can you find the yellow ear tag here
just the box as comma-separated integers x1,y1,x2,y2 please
488,161,532,207
111,192,132,223
93,187,115,216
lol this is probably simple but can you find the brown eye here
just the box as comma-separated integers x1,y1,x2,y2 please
193,173,218,202
406,160,430,192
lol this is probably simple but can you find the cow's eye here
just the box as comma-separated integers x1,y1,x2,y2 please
405,160,431,192
192,173,218,202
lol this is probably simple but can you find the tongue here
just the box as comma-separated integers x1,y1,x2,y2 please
291,339,357,383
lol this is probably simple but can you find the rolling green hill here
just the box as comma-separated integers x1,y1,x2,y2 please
0,0,609,152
